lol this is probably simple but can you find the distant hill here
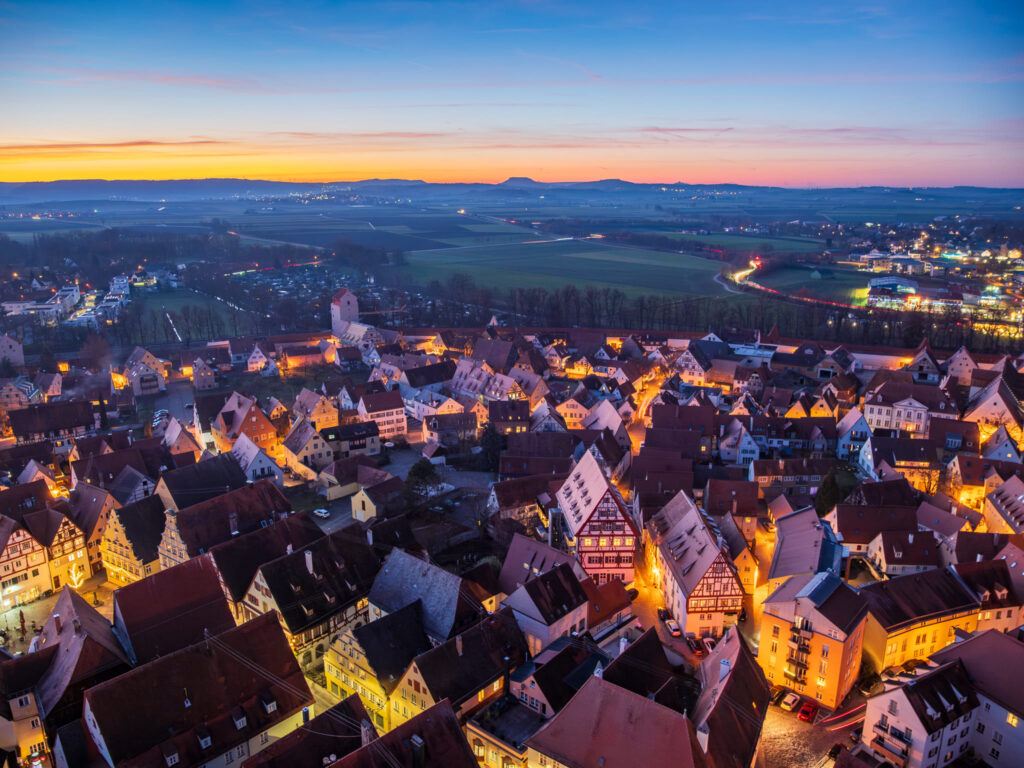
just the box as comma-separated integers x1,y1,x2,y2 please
0,177,1020,209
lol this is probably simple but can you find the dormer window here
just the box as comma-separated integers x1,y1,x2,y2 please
197,727,212,750
261,693,277,714
233,708,247,730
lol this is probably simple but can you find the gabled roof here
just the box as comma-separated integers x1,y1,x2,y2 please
931,629,1024,718
257,528,381,634
369,549,482,642
503,563,588,626
36,588,131,719
158,452,247,510
498,533,586,595
208,511,324,603
9,400,94,436
243,696,371,768
331,699,477,768
555,452,633,538
83,614,311,768
829,504,919,546
171,479,290,558
526,675,708,768
107,494,164,561
860,567,980,632
351,600,433,696
113,553,235,665
411,609,528,709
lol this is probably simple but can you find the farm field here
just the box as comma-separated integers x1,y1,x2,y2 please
663,233,825,253
755,266,869,305
401,238,729,298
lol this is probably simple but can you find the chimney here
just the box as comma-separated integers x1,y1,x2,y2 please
360,719,375,746
366,528,374,546
286,543,293,555
229,512,239,536
53,614,62,633
410,734,426,768
719,658,731,682
305,550,314,576
72,618,81,634
618,636,629,656
908,533,914,544
977,553,984,563
456,635,463,656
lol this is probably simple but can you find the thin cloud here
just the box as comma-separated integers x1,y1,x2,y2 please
0,139,229,153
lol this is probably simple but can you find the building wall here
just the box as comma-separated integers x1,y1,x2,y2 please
862,610,978,672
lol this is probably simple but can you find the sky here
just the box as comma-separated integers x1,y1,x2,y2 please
1,0,1023,186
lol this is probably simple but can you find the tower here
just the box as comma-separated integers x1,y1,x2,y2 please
330,287,359,337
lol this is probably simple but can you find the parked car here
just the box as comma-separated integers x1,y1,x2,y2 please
313,508,331,519
738,608,747,623
827,744,844,759
769,685,787,705
701,636,717,655
798,701,819,722
849,729,862,744
626,588,639,600
779,692,801,712
685,633,705,656
665,619,682,637
657,608,671,622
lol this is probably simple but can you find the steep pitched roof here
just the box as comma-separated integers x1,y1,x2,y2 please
83,614,312,768
860,567,979,632
208,511,325,603
412,609,528,709
158,453,247,510
110,495,166,564
331,699,477,768
503,563,588,626
368,549,481,642
498,534,587,595
526,675,708,768
243,696,371,768
113,554,235,665
171,479,290,558
351,600,433,696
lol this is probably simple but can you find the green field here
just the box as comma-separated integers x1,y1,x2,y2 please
146,289,257,333
667,233,826,253
756,266,869,305
401,238,728,298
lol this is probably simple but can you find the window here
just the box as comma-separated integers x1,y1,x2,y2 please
991,748,1001,759
1008,713,1019,727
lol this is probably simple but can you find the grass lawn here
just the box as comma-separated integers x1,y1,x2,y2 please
401,238,727,298
756,265,870,305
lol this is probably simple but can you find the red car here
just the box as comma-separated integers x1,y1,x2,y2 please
797,701,819,722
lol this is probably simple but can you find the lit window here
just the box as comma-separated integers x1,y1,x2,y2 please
1007,713,1018,727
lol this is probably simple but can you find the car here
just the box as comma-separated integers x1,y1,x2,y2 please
657,608,671,622
738,608,747,623
769,685,787,705
798,701,819,722
634,619,644,631
779,692,801,712
665,619,682,637
312,508,331,519
626,588,639,600
827,744,844,759
849,729,862,744
701,636,717,655
685,633,706,656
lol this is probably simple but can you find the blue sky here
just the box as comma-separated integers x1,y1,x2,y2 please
1,0,1022,185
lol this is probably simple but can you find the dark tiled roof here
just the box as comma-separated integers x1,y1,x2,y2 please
860,567,979,632
9,400,94,436
111,496,166,564
172,479,290,558
113,554,235,665
243,696,370,768
208,512,324,602
83,614,312,768
352,600,433,696
258,529,381,635
332,699,477,768
159,453,247,511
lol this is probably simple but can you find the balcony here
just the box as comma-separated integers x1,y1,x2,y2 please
787,638,810,653
870,736,908,767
